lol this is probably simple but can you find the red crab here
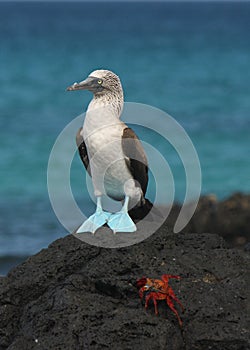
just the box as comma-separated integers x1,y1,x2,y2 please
136,274,184,327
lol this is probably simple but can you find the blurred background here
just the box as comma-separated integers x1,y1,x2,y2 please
0,1,249,274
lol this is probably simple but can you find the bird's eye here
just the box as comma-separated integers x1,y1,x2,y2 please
97,79,103,85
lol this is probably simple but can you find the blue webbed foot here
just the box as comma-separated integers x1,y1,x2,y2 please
76,211,111,234
76,196,111,234
108,211,137,234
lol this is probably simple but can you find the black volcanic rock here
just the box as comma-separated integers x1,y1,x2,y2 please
168,193,250,248
0,224,249,350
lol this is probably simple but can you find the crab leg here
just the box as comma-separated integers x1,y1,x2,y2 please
152,296,159,315
161,274,180,283
144,293,151,310
170,293,185,313
145,293,159,315
166,296,183,327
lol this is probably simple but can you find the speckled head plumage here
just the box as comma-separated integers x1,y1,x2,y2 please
67,69,123,98
67,69,124,116
89,69,122,94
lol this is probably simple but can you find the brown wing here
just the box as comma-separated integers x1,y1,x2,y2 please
76,127,91,176
122,127,148,196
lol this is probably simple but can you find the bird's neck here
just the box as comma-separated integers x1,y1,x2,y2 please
87,91,124,119
83,92,124,137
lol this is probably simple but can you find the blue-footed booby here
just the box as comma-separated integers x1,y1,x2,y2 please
67,69,152,234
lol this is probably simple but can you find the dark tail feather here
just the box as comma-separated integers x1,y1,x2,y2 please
129,198,153,221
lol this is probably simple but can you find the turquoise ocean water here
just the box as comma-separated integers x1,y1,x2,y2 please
0,1,249,273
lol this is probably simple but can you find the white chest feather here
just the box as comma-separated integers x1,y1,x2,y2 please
82,105,141,202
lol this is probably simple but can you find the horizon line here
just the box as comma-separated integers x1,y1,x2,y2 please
1,0,250,3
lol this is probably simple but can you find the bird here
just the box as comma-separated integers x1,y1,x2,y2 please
67,69,152,234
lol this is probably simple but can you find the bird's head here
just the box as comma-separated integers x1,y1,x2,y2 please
67,69,123,97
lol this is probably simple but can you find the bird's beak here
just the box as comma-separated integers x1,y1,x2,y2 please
66,77,93,91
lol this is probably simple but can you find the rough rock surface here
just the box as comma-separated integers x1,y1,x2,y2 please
0,224,249,350
169,193,250,248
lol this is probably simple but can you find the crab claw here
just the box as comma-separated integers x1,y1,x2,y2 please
136,277,147,289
